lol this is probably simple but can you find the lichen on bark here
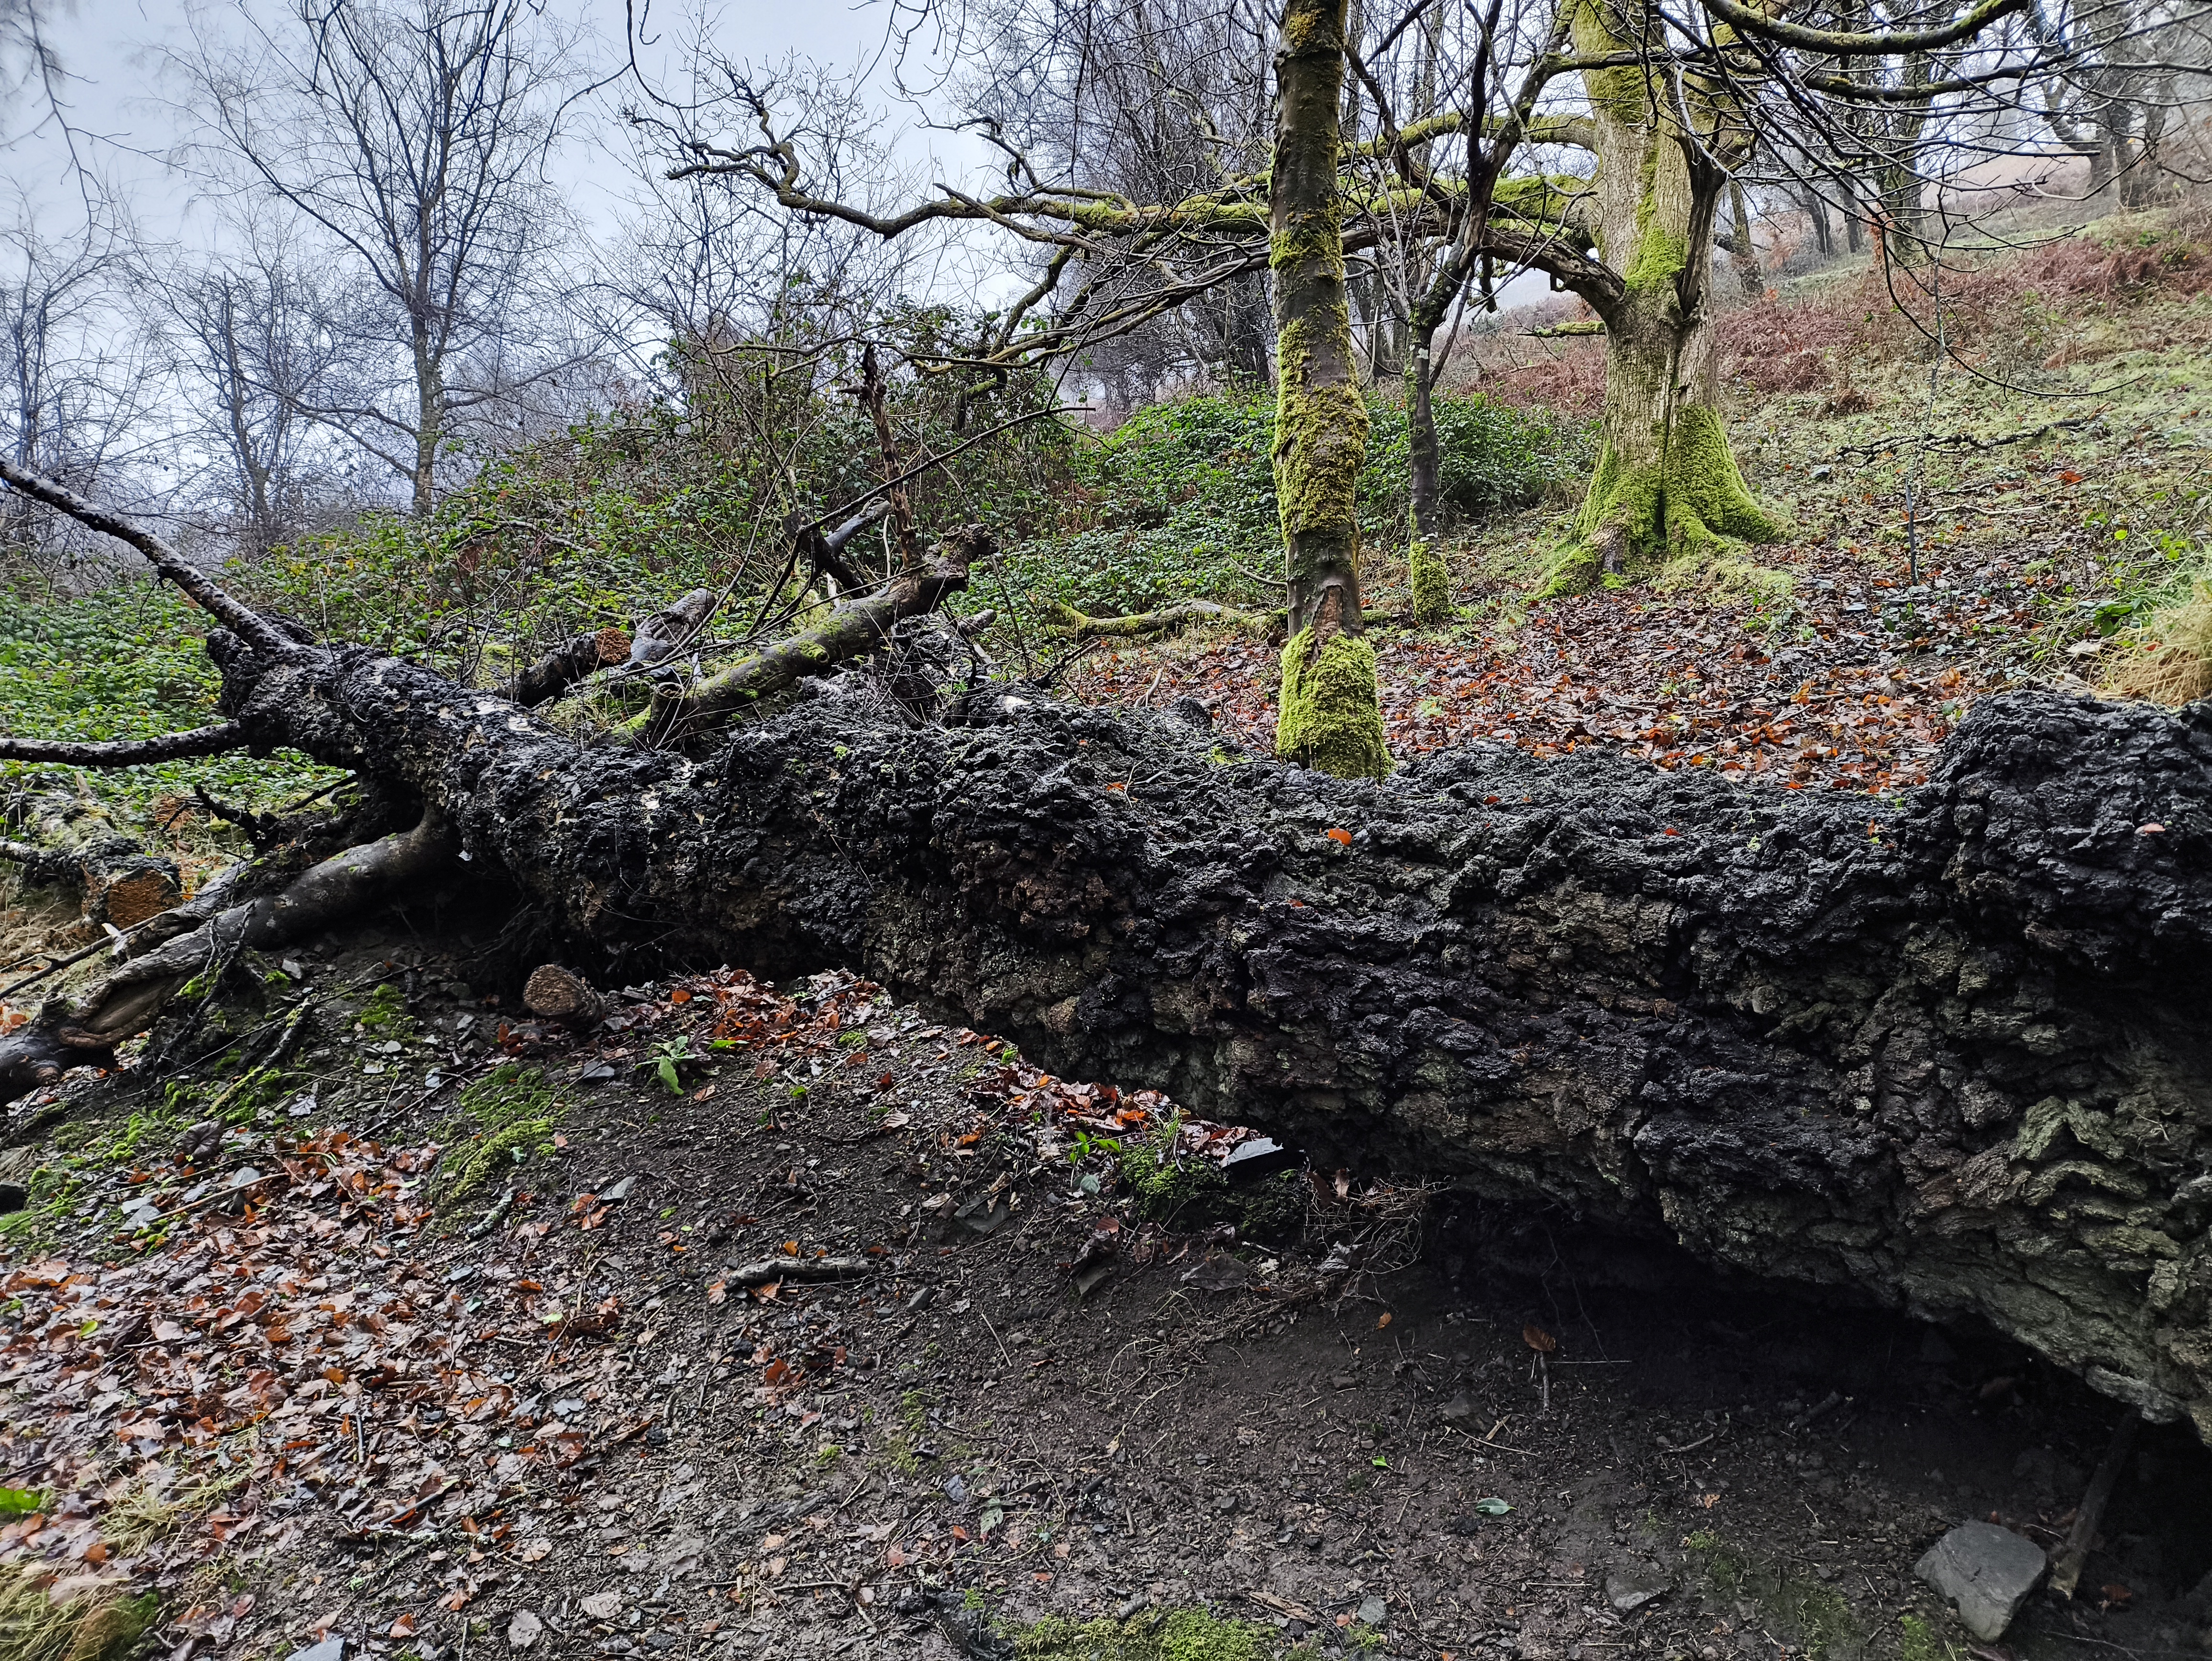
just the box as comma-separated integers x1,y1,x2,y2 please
1266,0,1389,779
1275,626,1392,778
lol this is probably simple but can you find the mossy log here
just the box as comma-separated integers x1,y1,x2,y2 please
9,607,2201,1439
641,527,986,742
0,787,183,929
1045,599,1263,639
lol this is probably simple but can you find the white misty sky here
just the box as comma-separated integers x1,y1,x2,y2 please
9,0,1000,253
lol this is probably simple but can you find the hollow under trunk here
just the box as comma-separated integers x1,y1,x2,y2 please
8,615,2206,1441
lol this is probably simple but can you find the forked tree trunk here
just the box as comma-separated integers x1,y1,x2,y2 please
1550,0,1782,592
1270,0,1392,781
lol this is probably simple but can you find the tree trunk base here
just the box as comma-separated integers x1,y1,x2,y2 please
1274,627,1392,778
1544,404,1785,597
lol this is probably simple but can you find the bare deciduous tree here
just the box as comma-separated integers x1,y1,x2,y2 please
152,225,349,556
173,0,598,514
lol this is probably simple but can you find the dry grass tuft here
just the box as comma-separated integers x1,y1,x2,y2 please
99,1462,246,1556
2104,589,2212,705
0,1565,155,1661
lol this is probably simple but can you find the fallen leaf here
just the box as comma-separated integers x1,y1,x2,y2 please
1523,1324,1557,1353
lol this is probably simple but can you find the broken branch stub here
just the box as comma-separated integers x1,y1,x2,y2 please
523,963,605,1026
1,789,183,929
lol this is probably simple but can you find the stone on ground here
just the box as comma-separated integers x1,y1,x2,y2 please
1914,1520,2048,1639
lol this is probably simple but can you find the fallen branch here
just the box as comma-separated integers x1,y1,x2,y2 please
1044,598,1264,639
0,722,249,766
512,626,631,707
642,525,988,742
2049,1410,2140,1598
724,1256,874,1285
0,459,303,664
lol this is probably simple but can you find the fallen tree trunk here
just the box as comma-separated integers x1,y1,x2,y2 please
3,469,2209,1442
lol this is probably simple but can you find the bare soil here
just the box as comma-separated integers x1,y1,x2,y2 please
0,921,2206,1661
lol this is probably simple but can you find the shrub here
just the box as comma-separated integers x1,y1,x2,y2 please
1003,389,1589,614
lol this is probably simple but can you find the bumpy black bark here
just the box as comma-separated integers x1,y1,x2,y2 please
76,632,2212,1439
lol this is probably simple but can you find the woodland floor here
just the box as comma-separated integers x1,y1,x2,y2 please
0,929,2206,1661
8,239,2212,1661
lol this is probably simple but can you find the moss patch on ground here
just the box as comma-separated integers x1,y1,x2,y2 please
1014,1608,1272,1660
1117,1120,1303,1237
441,1063,564,1202
1684,1530,1868,1661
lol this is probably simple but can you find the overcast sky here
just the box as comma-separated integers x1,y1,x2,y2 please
7,0,998,250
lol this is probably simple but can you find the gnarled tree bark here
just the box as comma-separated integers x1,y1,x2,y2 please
2,466,2208,1444
11,613,2200,1440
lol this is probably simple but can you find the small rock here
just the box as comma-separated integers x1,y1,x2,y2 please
1601,1566,1663,1619
1439,1393,1477,1424
1356,1594,1387,1628
1330,1372,1356,1390
1213,1491,1239,1516
1915,1520,2047,1640
507,1612,543,1650
1606,1561,1671,1614
599,1176,636,1204
287,1642,344,1661
580,1592,626,1621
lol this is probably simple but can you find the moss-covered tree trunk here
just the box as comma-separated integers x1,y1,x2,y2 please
1270,0,1392,780
1553,0,1782,589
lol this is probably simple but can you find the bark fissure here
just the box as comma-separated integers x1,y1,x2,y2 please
11,607,2202,1438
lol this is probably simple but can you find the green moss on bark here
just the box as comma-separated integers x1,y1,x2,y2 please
1276,627,1391,778
1408,541,1450,620
1548,404,1781,595
1272,315,1369,549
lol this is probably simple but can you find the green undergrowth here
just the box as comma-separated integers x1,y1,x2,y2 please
1006,390,1589,616
1013,1608,1272,1660
0,1099,218,1251
440,1063,564,1202
0,582,338,822
1684,1530,1868,1661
